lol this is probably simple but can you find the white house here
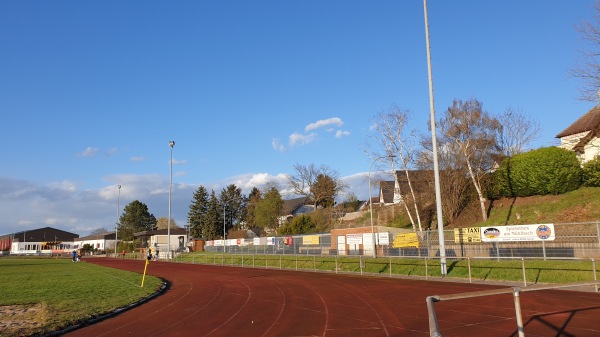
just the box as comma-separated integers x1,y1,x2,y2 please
556,105,600,163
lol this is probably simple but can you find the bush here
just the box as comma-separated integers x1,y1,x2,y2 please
583,158,600,187
279,214,314,235
490,147,582,197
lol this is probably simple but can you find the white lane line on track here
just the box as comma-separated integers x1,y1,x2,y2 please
93,277,196,336
203,279,252,337
260,285,286,337
297,281,329,337
148,280,224,336
337,283,390,337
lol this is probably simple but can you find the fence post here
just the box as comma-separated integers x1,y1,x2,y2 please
313,255,316,272
521,258,527,287
425,257,428,280
389,257,392,277
542,241,547,260
279,254,282,269
335,255,338,274
512,288,525,337
242,254,244,267
468,257,472,283
593,258,598,292
596,221,600,249
295,254,298,271
360,256,363,275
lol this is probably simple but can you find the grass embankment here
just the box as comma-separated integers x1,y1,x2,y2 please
0,257,162,336
176,252,598,285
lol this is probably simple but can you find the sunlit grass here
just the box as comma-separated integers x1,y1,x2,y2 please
0,257,163,336
177,251,598,285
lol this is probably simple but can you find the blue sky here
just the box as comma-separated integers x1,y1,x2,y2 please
1,1,596,237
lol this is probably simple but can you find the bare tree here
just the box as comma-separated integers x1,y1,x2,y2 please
286,163,347,210
439,98,501,221
90,227,108,235
156,217,178,230
496,107,541,157
571,2,600,102
369,105,423,232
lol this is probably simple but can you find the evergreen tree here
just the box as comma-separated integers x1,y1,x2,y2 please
219,184,246,233
119,200,157,241
187,185,209,238
203,191,221,240
245,187,261,228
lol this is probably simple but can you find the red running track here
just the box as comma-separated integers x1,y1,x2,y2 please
64,258,600,337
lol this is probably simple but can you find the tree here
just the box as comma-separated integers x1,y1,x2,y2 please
369,105,423,232
254,187,283,234
188,185,209,238
118,200,157,241
279,214,314,235
156,217,179,230
571,2,600,102
219,184,246,235
244,187,261,229
286,163,347,210
439,98,501,221
90,227,108,235
496,107,540,158
203,191,222,240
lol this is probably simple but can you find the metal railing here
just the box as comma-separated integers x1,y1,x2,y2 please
426,281,600,337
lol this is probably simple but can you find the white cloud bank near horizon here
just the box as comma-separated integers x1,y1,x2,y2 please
0,170,387,237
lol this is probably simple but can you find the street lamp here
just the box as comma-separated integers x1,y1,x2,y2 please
168,140,175,259
115,184,121,256
369,155,396,257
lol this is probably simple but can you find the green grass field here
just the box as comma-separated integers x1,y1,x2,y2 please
0,257,163,336
175,252,599,285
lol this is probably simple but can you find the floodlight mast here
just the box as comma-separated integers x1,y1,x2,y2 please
423,0,446,276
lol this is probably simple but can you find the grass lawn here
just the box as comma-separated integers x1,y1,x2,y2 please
177,252,599,285
0,257,163,336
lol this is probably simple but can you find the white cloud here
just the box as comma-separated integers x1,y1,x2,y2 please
81,147,98,157
289,132,316,146
305,117,343,132
0,170,380,238
171,158,188,165
47,180,78,192
130,156,145,162
272,138,285,152
335,130,351,138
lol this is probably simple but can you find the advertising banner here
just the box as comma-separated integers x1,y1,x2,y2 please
480,224,555,242
302,235,320,245
454,227,481,243
346,234,362,245
392,233,420,248
378,232,390,245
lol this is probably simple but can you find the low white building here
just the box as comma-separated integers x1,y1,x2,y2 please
134,229,189,257
73,232,116,253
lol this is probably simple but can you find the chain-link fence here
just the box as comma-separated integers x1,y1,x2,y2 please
204,222,600,259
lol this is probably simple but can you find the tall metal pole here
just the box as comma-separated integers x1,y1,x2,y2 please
223,205,226,252
369,155,395,257
423,0,446,276
168,140,175,259
115,184,121,256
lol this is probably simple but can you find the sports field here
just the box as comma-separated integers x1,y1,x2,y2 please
61,257,600,337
